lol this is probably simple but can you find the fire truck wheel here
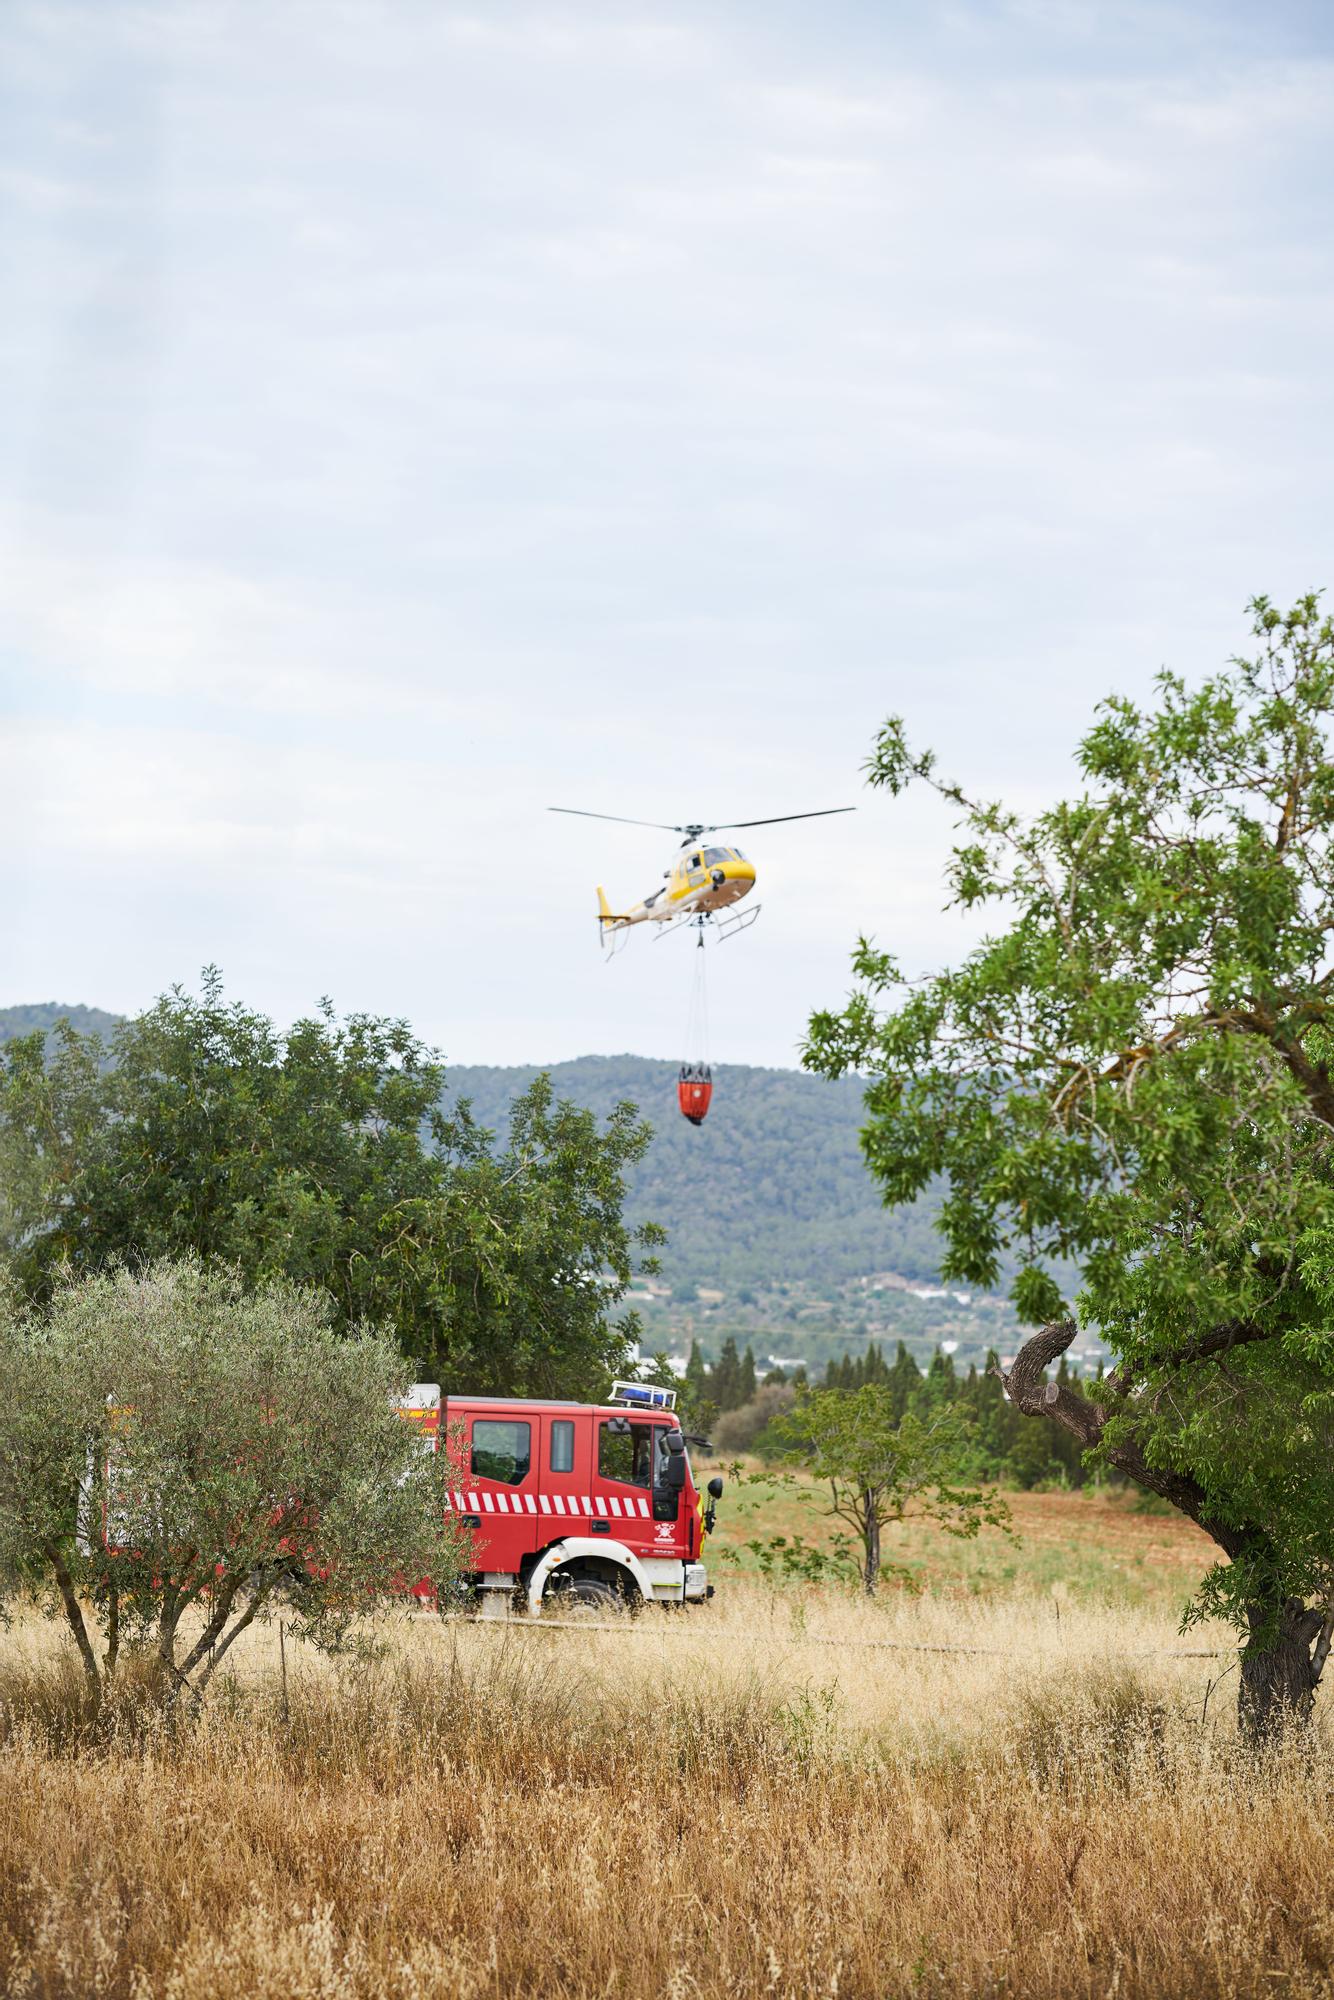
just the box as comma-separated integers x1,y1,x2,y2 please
546,1573,622,1616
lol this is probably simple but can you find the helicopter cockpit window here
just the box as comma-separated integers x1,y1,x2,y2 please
702,847,731,866
688,853,702,869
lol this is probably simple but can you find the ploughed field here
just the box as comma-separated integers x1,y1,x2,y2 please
6,1491,1334,2000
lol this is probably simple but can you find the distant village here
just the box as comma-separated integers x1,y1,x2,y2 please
625,1266,1110,1380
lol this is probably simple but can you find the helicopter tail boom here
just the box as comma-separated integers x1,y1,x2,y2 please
597,886,633,927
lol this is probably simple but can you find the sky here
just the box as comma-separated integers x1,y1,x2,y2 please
3,0,1333,1068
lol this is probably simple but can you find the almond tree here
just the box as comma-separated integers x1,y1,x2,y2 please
0,977,661,1398
776,1384,1007,1594
806,595,1334,1741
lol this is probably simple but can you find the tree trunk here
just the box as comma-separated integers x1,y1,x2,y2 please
104,1582,119,1678
1002,1319,1329,1750
863,1496,880,1596
44,1544,100,1703
1239,1595,1323,1744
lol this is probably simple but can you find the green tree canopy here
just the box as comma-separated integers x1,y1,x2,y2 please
0,973,660,1398
775,1383,1007,1594
807,595,1334,1737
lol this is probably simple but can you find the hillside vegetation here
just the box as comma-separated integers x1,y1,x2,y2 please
0,1003,119,1043
0,1012,959,1300
443,1055,951,1295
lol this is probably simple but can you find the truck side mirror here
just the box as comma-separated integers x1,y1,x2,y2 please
665,1454,686,1491
708,1476,724,1500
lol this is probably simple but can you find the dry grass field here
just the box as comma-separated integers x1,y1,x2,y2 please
5,1491,1334,1999
709,1466,1215,1605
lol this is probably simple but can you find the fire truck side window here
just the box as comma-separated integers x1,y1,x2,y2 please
471,1419,531,1485
598,1421,652,1487
550,1420,575,1474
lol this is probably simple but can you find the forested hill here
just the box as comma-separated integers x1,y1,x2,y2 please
442,1056,949,1296
0,1003,120,1043
0,1008,952,1299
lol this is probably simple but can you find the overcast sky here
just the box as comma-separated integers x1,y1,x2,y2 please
3,0,1332,1068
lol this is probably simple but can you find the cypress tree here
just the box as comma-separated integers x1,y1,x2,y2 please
924,1349,959,1406
712,1337,742,1411
864,1341,889,1386
888,1341,922,1421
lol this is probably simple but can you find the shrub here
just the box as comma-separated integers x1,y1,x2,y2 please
714,1383,796,1454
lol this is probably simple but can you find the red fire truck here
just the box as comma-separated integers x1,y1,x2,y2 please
403,1381,723,1615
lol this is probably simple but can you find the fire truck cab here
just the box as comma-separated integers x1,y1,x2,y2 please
409,1381,720,1615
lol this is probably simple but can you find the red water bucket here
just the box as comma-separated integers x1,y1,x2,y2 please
678,1066,713,1126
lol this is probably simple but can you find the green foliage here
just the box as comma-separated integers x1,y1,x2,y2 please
807,594,1334,1645
716,1529,859,1587
822,1341,896,1392
677,1339,717,1434
633,1347,716,1436
737,1340,1085,1489
713,1381,796,1455
773,1383,1010,1592
1,1013,1035,1330
0,974,658,1398
0,1261,464,1706
704,1336,760,1412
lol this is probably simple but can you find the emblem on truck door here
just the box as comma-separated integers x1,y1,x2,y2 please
655,1521,674,1542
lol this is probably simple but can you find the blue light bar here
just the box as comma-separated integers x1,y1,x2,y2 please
610,1380,677,1411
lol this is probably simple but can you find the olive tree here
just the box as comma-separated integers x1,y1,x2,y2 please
807,594,1334,1738
776,1385,1007,1594
0,1261,462,1706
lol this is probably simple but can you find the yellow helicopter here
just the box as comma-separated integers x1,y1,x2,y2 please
548,808,855,950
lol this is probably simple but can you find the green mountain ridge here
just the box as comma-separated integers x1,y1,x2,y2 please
1,1005,954,1293
0,1003,121,1042
1,1006,1029,1364
441,1054,952,1296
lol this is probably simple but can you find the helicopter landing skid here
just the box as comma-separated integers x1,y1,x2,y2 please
651,903,762,945
714,902,761,943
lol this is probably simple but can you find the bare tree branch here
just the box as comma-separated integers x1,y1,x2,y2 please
1109,1316,1280,1390
1002,1320,1248,1558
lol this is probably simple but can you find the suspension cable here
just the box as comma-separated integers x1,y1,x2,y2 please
681,920,710,1073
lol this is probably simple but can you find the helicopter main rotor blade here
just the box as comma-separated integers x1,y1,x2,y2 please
548,807,683,832
722,808,857,830
550,805,858,837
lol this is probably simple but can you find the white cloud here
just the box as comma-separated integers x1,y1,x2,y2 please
2,0,1332,1061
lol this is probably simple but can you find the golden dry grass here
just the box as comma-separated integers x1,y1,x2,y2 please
3,1521,1332,1998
